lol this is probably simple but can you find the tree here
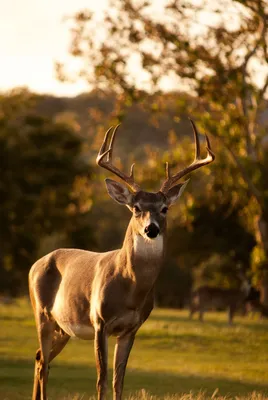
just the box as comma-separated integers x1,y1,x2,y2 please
59,0,268,303
0,89,93,294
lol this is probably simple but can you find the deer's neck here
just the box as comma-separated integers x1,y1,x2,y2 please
133,234,164,261
119,221,165,283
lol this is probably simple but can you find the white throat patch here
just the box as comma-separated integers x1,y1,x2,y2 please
134,234,163,259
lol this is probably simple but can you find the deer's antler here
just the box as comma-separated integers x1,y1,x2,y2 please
96,125,141,192
160,119,215,194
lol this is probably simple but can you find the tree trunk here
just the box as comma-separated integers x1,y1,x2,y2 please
261,270,268,306
256,215,268,306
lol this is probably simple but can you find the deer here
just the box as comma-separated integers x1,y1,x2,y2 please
189,279,259,325
28,119,214,400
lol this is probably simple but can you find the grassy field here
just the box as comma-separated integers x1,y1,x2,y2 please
1,298,268,400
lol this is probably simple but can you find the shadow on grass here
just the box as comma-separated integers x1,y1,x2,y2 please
1,358,268,400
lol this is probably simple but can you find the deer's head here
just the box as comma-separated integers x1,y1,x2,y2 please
97,121,215,241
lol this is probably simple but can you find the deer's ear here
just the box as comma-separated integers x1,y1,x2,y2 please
165,179,189,206
105,179,133,205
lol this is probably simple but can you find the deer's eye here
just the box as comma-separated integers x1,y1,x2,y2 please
161,206,168,214
134,205,141,213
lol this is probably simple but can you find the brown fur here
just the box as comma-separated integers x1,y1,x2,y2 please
29,189,175,400
29,121,214,400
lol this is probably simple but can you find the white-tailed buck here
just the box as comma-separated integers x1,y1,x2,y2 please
29,120,214,400
189,281,259,324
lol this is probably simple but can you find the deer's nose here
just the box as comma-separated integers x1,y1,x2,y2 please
144,223,160,239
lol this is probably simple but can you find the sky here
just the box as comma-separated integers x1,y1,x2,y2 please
0,0,107,96
1,1,267,98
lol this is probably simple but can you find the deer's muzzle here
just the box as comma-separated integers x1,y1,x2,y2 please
144,223,160,239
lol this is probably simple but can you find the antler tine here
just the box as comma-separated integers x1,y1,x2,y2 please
160,119,215,194
165,161,170,180
189,118,201,160
107,124,119,162
96,126,114,164
96,125,141,192
205,133,215,159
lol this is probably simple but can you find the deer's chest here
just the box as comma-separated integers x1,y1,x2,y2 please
106,290,154,336
104,308,142,336
90,279,154,336
132,235,164,288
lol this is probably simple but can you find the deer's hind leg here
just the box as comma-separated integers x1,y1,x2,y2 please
33,323,70,400
32,309,55,400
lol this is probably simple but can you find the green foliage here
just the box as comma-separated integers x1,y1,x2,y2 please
60,0,268,298
159,201,256,304
0,90,93,294
189,202,256,270
156,259,192,308
0,88,258,303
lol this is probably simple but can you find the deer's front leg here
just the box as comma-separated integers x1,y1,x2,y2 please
113,333,135,400
94,321,108,400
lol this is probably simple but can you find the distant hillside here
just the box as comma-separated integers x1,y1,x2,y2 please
34,90,196,162
33,90,268,166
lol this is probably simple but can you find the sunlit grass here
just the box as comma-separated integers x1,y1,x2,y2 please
1,299,268,399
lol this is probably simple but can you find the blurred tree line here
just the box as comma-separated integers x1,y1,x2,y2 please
1,0,267,307
56,0,268,304
0,89,95,295
0,87,257,307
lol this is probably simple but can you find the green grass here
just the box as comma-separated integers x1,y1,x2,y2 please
1,299,268,399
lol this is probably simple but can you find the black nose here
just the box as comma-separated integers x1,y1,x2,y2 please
144,223,160,238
